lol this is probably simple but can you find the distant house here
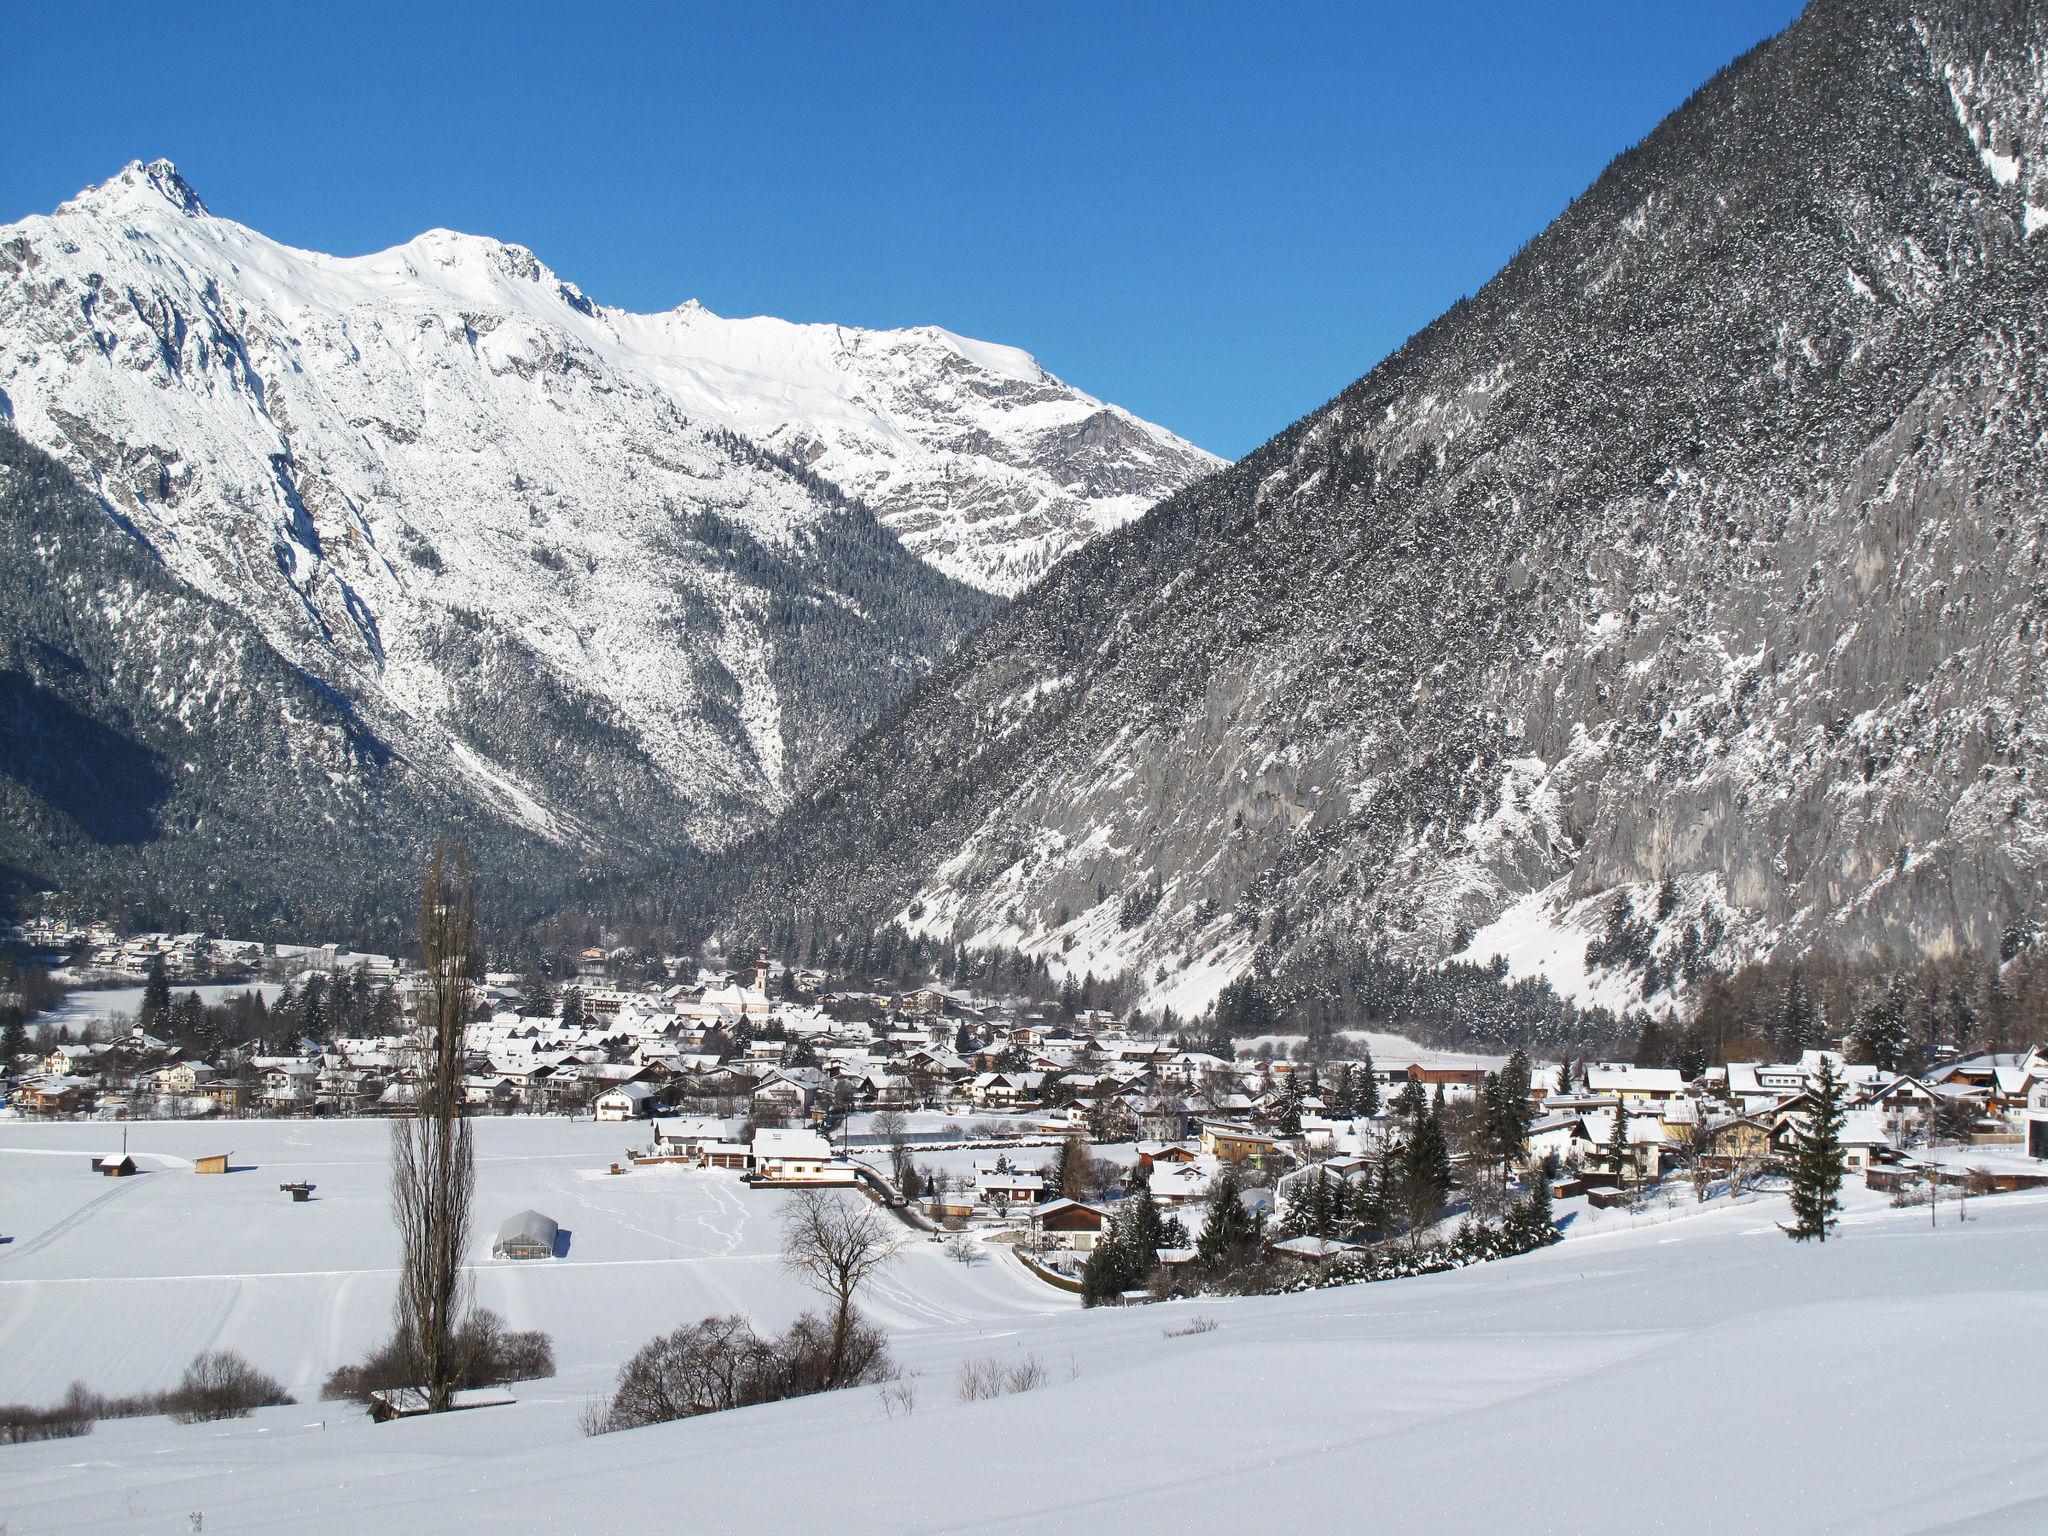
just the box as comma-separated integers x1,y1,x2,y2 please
1199,1122,1280,1164
1033,1198,1110,1251
95,1153,137,1177
751,1128,838,1181
594,1082,656,1121
1586,1066,1687,1106
975,1168,1045,1209
493,1209,559,1260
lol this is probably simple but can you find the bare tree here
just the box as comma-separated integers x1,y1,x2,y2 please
779,1189,902,1388
391,844,479,1411
873,1108,911,1188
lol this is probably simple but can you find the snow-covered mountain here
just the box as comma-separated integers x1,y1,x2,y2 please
701,0,2048,1025
0,162,1213,931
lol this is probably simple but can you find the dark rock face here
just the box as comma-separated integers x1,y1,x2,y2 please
706,0,2048,1014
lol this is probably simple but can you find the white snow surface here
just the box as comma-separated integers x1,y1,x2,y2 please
4,1115,2046,1533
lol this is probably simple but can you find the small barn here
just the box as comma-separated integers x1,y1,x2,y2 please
195,1153,233,1175
94,1154,137,1178
493,1209,560,1260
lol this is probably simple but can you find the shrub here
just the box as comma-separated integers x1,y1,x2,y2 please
955,1353,1046,1402
0,1402,94,1444
1163,1315,1218,1338
323,1309,555,1403
585,1310,893,1435
166,1350,295,1424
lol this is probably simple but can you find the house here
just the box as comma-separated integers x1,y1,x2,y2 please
1699,1115,1774,1169
594,1082,657,1121
1033,1198,1110,1251
1199,1122,1281,1165
95,1153,137,1177
751,1128,838,1181
493,1209,560,1260
975,1168,1045,1209
1586,1065,1687,1106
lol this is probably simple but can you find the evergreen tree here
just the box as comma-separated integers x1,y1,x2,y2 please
139,955,172,1031
1196,1164,1261,1267
1400,1107,1453,1231
1850,984,1911,1073
1275,1080,1304,1136
560,986,587,1031
1354,1045,1380,1116
1392,1075,1426,1120
1330,1063,1356,1118
1604,1099,1633,1185
1514,1174,1556,1248
1784,1055,1848,1243
1285,1167,1336,1239
0,1010,26,1079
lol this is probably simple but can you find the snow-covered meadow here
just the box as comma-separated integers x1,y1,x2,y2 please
3,1116,2045,1533
0,1118,1064,1410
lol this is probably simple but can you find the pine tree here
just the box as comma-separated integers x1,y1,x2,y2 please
1197,1164,1260,1267
1851,983,1911,1073
1392,1075,1426,1120
1514,1174,1556,1249
1604,1100,1633,1185
139,955,172,1031
1330,1063,1356,1118
1355,1046,1381,1116
0,1010,26,1079
1400,1106,1453,1234
1286,1167,1336,1239
560,986,587,1031
1275,1080,1304,1136
1783,1054,1848,1243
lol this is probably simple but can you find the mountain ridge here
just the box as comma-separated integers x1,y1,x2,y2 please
695,0,2048,1023
0,161,1213,930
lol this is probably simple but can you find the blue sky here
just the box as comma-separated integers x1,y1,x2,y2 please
5,2,1805,458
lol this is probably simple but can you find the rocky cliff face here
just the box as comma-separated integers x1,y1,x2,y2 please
0,163,1211,929
704,0,2048,1018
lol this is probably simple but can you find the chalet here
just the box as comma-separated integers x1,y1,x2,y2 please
594,1082,657,1121
1862,1073,1937,1127
751,1128,838,1181
650,1116,744,1159
493,1209,559,1260
1699,1114,1774,1169
974,1168,1044,1208
2030,1082,2048,1160
1199,1122,1281,1165
1586,1065,1686,1106
1033,1198,1110,1251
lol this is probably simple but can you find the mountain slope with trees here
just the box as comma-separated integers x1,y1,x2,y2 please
698,0,2048,1031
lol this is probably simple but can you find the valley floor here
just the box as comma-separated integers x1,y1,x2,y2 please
2,1119,2043,1533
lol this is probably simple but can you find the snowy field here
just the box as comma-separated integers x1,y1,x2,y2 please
3,1118,2046,1533
29,983,284,1040
0,1118,1065,1411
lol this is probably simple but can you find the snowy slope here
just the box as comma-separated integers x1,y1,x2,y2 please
1,1114,2042,1533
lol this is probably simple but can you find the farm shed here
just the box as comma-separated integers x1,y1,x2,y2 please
195,1153,232,1175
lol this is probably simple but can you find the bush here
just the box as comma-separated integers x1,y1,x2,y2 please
322,1309,555,1403
0,1402,94,1444
585,1310,893,1435
955,1353,1046,1402
166,1350,295,1424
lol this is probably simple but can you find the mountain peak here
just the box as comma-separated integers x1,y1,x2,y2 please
65,159,208,219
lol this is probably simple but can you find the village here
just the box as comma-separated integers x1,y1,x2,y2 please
8,915,2048,1291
